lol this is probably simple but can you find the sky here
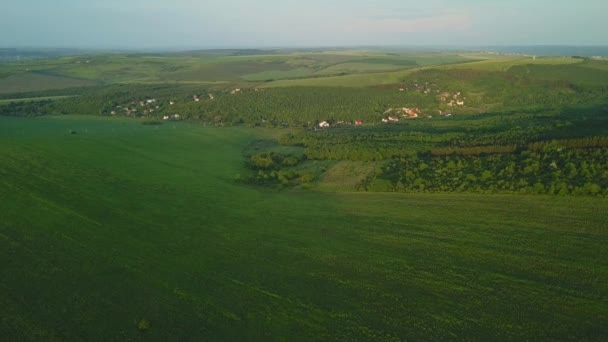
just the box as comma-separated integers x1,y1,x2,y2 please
1,0,607,49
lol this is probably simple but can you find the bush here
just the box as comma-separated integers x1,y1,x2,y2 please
137,319,150,331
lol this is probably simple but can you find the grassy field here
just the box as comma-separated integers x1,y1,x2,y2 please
440,56,584,72
1,116,606,340
0,73,97,94
261,69,421,87
0,95,77,104
0,51,476,93
2,51,607,94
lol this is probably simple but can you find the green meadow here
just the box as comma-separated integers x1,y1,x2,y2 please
0,51,475,92
1,116,606,340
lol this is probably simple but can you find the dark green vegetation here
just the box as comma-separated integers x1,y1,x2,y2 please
1,117,607,341
255,99,608,196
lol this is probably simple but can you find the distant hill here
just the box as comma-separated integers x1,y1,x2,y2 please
466,45,608,57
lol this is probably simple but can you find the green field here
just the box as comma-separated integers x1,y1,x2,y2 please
0,73,97,94
0,51,476,92
1,116,607,340
0,95,77,104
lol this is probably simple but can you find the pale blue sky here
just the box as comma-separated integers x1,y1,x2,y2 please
1,0,607,49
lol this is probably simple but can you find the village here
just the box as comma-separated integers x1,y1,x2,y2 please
108,86,256,121
317,84,465,129
106,84,465,129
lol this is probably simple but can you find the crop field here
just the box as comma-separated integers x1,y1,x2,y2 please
0,73,98,94
261,69,421,87
0,51,477,93
442,56,584,72
1,116,606,340
509,63,608,85
0,95,76,104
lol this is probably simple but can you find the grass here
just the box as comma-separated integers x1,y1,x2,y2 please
442,57,583,72
241,68,312,81
261,69,419,87
314,62,413,75
0,95,77,104
509,63,608,85
0,51,478,93
1,115,606,340
0,73,98,94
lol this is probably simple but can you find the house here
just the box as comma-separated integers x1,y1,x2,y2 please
193,96,200,102
457,100,464,106
401,107,420,119
382,118,389,123
163,115,170,120
173,114,181,120
355,120,363,126
388,116,399,122
208,94,214,100
110,111,116,115
399,88,404,92
146,99,156,104
319,121,330,128
170,101,175,105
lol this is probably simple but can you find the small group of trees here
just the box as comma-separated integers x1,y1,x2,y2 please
245,152,314,187
361,148,608,196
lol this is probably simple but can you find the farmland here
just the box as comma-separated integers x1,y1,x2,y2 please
0,51,475,92
1,48,608,340
1,116,607,340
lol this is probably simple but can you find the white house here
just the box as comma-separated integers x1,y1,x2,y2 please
163,115,170,120
319,121,330,128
